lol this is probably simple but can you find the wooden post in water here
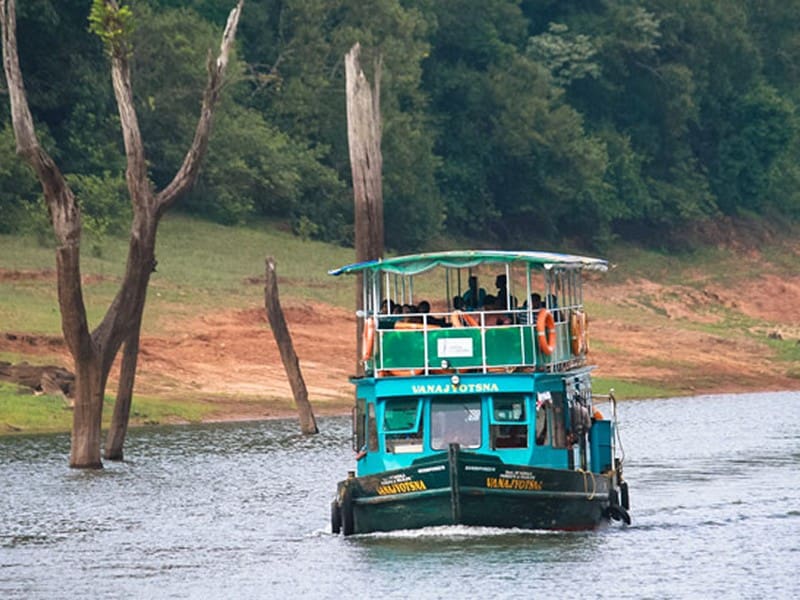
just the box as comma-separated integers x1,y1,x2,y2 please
345,42,384,374
263,256,318,434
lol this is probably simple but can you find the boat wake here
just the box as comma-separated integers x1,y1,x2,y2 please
355,525,559,539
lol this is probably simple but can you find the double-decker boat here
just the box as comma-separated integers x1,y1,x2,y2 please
329,250,630,535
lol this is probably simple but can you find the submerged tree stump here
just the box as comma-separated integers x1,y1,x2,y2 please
263,257,318,434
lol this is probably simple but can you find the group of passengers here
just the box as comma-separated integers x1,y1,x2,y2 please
377,273,560,328
379,299,448,328
458,275,560,325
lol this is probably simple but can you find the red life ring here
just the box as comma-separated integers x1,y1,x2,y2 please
361,319,376,362
536,309,557,355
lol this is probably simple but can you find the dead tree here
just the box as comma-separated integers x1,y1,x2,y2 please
1,0,245,467
263,257,318,434
345,43,384,373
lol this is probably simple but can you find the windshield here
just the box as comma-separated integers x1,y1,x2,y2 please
430,397,482,450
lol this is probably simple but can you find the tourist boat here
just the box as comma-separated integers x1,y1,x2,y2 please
329,250,630,535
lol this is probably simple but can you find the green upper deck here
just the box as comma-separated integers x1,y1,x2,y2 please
330,250,607,376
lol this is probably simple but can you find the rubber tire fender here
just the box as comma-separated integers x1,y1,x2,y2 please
620,480,630,510
330,500,342,534
341,487,355,536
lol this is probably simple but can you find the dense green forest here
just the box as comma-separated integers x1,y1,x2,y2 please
2,0,799,251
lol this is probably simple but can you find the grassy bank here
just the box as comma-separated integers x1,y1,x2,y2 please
0,381,219,434
1,214,798,434
0,214,357,335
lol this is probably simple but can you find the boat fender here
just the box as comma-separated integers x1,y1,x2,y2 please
361,319,376,362
341,486,355,536
536,309,557,355
330,499,342,534
620,480,630,510
605,504,631,525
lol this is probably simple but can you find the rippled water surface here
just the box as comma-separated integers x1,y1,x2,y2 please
1,391,799,599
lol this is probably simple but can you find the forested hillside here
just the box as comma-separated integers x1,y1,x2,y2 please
2,0,799,251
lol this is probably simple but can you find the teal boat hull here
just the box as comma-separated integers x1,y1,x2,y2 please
333,445,622,535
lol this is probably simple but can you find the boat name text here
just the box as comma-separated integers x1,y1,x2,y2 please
376,480,428,496
410,382,500,395
486,477,543,491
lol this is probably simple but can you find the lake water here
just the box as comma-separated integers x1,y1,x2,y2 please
1,391,799,599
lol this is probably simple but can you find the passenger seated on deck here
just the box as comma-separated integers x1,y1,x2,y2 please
462,275,486,310
546,294,562,321
494,274,517,312
378,299,397,329
378,300,402,329
519,293,542,324
482,294,511,325
418,300,447,327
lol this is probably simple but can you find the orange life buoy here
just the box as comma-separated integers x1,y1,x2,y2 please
361,318,376,362
536,309,557,356
581,311,590,354
569,311,584,355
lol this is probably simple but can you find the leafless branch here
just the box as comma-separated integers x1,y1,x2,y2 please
156,0,244,210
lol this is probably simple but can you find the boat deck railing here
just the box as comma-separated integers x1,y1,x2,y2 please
365,305,588,377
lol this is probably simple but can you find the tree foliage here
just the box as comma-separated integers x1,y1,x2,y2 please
3,0,800,250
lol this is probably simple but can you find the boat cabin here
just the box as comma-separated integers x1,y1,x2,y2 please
329,251,614,479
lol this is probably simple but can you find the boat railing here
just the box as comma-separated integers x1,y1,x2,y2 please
366,304,588,377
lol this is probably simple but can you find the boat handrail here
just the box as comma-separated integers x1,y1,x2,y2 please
365,303,587,376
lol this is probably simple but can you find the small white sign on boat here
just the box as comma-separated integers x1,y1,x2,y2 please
437,337,473,358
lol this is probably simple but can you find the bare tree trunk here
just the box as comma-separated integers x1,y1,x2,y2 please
1,0,245,467
345,42,384,374
70,356,105,468
263,257,318,434
104,307,143,461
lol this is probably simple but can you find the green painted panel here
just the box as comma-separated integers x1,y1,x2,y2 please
428,329,483,368
485,326,523,365
378,331,425,368
377,325,567,371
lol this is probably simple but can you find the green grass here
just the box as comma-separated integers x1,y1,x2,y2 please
0,214,357,335
603,238,798,288
2,214,797,434
0,380,221,434
592,377,683,400
0,382,73,432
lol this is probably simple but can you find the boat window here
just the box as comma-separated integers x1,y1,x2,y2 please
383,398,421,431
535,393,551,446
384,398,424,454
491,395,528,449
551,391,568,448
353,398,366,452
430,397,482,450
368,403,378,452
536,391,568,448
491,424,528,449
492,395,526,422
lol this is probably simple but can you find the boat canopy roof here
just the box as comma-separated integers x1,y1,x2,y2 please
329,250,608,277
